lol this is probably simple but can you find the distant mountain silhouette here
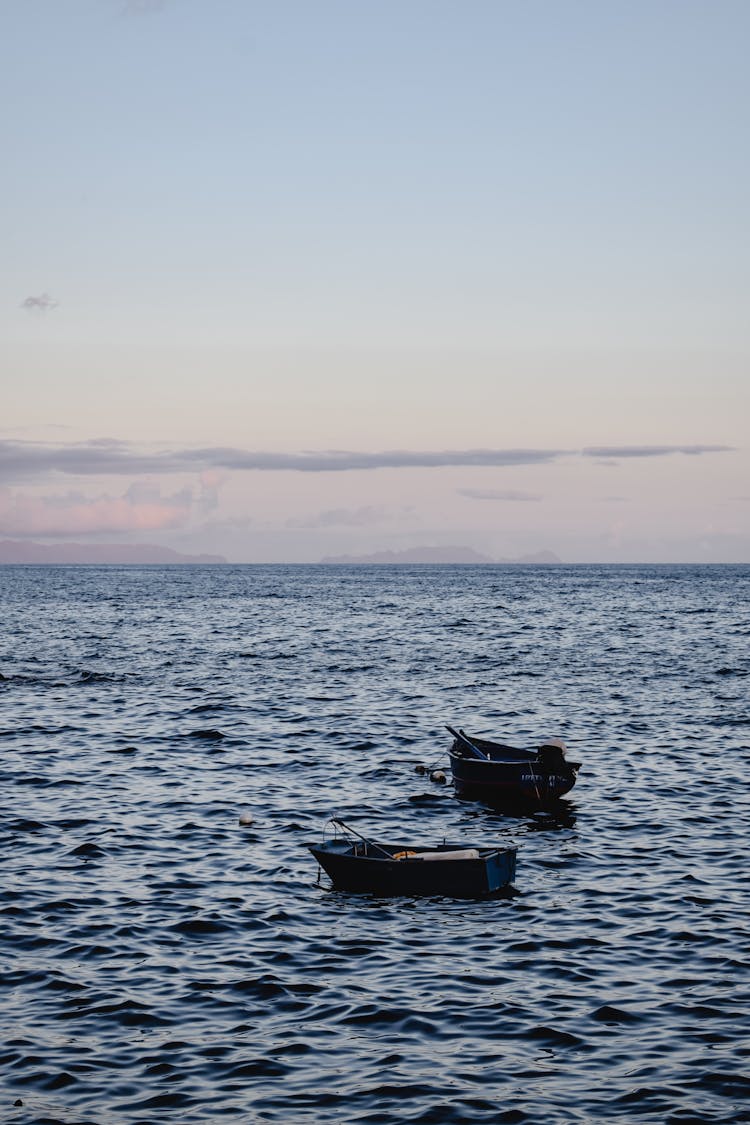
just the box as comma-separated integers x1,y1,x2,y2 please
0,540,226,564
320,546,562,564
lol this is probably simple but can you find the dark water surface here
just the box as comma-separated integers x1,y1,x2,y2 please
2,564,749,1124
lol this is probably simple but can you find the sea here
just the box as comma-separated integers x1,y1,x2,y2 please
1,563,749,1125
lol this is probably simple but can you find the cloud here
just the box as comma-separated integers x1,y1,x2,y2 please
583,445,733,459
181,446,568,473
0,438,735,486
0,484,194,538
458,488,542,502
0,439,568,483
21,293,58,312
0,439,179,482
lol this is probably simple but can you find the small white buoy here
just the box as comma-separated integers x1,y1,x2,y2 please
238,810,254,826
430,770,447,784
414,763,427,774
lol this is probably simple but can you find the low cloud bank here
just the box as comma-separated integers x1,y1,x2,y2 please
583,445,731,459
0,438,733,485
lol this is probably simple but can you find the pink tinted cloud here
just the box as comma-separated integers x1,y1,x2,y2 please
0,485,194,538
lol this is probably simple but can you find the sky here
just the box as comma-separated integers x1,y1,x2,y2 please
2,0,749,562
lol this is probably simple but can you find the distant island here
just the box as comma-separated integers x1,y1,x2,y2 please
320,547,562,565
0,540,226,564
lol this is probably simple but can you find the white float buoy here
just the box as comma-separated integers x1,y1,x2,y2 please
238,810,254,826
430,770,447,784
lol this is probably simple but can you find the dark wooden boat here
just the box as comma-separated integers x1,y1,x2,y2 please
309,821,517,898
447,726,580,808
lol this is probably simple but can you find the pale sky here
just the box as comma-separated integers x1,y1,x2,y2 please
2,0,749,562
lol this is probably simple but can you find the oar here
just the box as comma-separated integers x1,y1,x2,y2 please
330,818,394,859
445,725,488,759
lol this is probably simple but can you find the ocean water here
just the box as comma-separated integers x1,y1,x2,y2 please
1,563,749,1125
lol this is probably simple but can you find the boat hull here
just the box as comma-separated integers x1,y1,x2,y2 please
309,840,517,898
449,751,579,808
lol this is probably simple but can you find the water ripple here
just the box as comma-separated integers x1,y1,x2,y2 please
1,563,749,1123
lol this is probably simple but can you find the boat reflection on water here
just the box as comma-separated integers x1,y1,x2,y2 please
461,797,578,833
521,801,578,832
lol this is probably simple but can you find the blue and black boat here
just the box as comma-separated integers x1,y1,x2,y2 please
309,820,517,898
447,726,580,808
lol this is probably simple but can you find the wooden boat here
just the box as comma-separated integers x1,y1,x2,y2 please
309,820,517,898
447,726,580,808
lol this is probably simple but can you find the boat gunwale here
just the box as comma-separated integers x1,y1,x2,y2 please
309,840,514,865
449,750,581,772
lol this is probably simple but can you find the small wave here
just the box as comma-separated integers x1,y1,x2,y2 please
685,1071,750,1095
78,670,115,683
525,1024,584,1046
170,917,234,935
116,1091,195,1110
226,976,289,999
69,842,106,859
227,1058,295,1080
17,775,83,789
711,715,750,727
590,1004,643,1023
5,817,47,833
